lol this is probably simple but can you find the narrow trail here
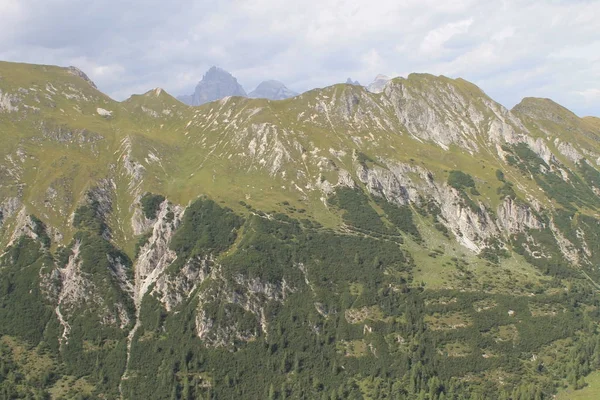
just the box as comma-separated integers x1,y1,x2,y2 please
580,269,600,291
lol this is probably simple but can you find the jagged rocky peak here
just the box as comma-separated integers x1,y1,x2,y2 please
345,77,361,86
367,74,391,93
67,66,97,88
379,73,524,151
150,88,163,97
177,66,247,106
248,80,298,100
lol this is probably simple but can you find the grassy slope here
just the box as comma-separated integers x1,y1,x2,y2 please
1,61,600,288
558,371,600,400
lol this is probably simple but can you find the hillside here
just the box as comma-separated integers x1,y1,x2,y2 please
2,60,600,399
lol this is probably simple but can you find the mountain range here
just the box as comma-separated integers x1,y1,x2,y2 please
177,67,389,105
177,66,297,105
2,60,600,399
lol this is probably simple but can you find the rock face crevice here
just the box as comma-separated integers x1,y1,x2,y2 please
0,89,20,112
353,160,552,254
132,200,184,307
195,272,295,348
497,197,544,234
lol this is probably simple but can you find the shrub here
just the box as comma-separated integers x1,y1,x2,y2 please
140,193,166,219
447,170,476,190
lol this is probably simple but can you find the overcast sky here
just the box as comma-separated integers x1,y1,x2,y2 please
1,0,598,116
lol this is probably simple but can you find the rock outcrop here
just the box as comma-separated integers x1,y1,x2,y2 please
367,74,391,93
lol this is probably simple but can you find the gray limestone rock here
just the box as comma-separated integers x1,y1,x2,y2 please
366,74,391,93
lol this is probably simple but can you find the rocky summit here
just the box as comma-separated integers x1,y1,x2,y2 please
367,73,391,93
177,66,247,106
2,60,600,399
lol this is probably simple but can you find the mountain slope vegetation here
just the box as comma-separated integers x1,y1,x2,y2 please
2,60,600,399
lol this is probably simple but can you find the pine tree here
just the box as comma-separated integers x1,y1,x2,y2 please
268,383,276,400
281,382,288,399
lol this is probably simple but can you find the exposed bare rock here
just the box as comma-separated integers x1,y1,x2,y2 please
131,207,155,236
84,179,115,239
118,137,145,195
67,66,97,88
132,201,184,307
195,273,295,348
336,169,356,188
153,256,211,311
315,175,335,195
526,137,556,165
178,66,247,106
0,197,21,228
8,209,43,246
383,77,481,151
96,107,113,117
435,187,499,252
240,123,292,175
497,197,544,234
555,139,583,163
355,160,499,252
367,74,391,94
38,122,103,145
356,163,411,205
0,89,20,112
249,80,298,100
549,218,580,265
51,241,93,344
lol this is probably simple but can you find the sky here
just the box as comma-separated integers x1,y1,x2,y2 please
0,0,599,116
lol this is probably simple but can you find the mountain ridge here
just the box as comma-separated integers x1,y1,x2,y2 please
2,59,600,399
176,66,300,105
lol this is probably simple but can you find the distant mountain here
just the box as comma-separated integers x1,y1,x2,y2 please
177,66,247,106
345,77,361,86
366,74,391,93
248,80,298,100
176,94,194,105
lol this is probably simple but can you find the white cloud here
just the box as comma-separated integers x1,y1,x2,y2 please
361,49,385,76
491,27,515,43
420,18,474,56
578,89,600,102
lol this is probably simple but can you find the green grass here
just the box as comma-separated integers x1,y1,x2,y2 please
404,215,547,294
558,370,600,400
